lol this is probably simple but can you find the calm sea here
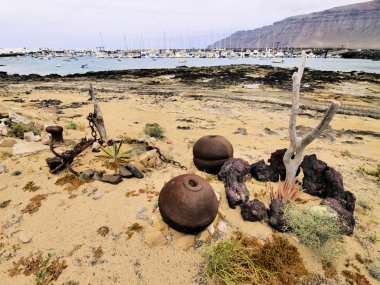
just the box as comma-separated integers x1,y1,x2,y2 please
0,56,379,76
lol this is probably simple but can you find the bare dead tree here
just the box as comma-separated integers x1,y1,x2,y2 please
283,51,341,185
88,83,107,141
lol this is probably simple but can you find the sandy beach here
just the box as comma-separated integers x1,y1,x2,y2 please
0,65,379,284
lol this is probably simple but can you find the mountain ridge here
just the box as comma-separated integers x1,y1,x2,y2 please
210,1,380,49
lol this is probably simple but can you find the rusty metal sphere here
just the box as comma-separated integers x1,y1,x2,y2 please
158,174,219,234
193,135,233,174
46,125,64,144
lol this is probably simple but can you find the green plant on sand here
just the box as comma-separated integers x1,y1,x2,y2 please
98,140,132,164
284,205,343,262
204,232,308,285
358,163,380,180
143,123,165,139
8,122,41,139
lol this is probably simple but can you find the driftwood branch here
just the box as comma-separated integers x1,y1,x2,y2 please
283,51,341,185
89,83,107,141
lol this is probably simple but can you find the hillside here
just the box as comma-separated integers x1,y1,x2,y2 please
211,1,380,49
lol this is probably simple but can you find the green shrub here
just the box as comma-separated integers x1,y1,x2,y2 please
204,232,308,285
369,264,380,280
358,164,380,179
8,122,41,139
66,122,78,130
284,205,343,262
143,123,165,139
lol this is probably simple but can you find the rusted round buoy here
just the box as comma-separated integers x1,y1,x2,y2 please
158,174,219,234
193,135,233,174
46,125,64,144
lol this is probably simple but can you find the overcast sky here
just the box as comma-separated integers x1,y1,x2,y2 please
0,0,370,49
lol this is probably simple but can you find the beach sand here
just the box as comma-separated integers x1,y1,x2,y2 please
0,66,379,284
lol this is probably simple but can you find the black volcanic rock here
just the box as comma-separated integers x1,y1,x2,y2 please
268,200,287,232
241,199,268,222
321,198,355,236
218,158,251,209
301,154,329,196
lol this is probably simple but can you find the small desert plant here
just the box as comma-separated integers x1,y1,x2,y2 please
143,123,165,139
284,205,343,262
267,179,302,203
66,122,78,130
358,163,380,179
369,264,380,281
98,140,132,164
8,122,41,139
35,253,52,285
204,232,308,285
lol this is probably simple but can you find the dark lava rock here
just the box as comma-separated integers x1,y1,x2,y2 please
301,154,329,196
321,198,355,236
126,163,144,179
101,174,122,185
268,199,287,232
119,165,133,178
325,168,345,197
268,148,287,179
37,99,62,108
218,158,250,209
46,157,62,171
250,160,279,182
177,126,191,130
241,199,268,222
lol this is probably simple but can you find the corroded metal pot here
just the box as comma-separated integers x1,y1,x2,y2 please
158,174,219,234
193,135,233,174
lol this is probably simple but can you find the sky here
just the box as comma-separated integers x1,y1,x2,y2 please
0,0,371,49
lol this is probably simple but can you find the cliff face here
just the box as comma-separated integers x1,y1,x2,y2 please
211,1,380,49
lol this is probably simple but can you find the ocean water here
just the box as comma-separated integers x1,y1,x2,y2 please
0,56,379,76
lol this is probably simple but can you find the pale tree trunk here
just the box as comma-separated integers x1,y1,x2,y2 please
283,51,340,185
89,83,107,141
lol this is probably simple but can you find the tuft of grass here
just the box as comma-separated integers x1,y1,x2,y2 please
284,205,343,262
8,122,41,139
143,123,165,139
369,264,380,281
204,232,308,285
358,163,380,180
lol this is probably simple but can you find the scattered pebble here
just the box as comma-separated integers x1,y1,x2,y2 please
144,231,167,247
175,235,195,250
0,164,6,174
136,207,148,221
11,170,22,176
217,221,227,233
18,231,33,243
92,192,103,200
234,128,248,135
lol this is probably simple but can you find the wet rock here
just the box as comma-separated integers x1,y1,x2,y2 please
301,154,329,196
240,199,268,222
250,160,279,182
175,235,195,250
100,174,122,184
233,128,247,135
126,163,144,179
268,200,287,232
46,157,62,171
321,198,355,236
218,158,250,209
144,231,167,247
119,165,133,178
18,231,33,243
